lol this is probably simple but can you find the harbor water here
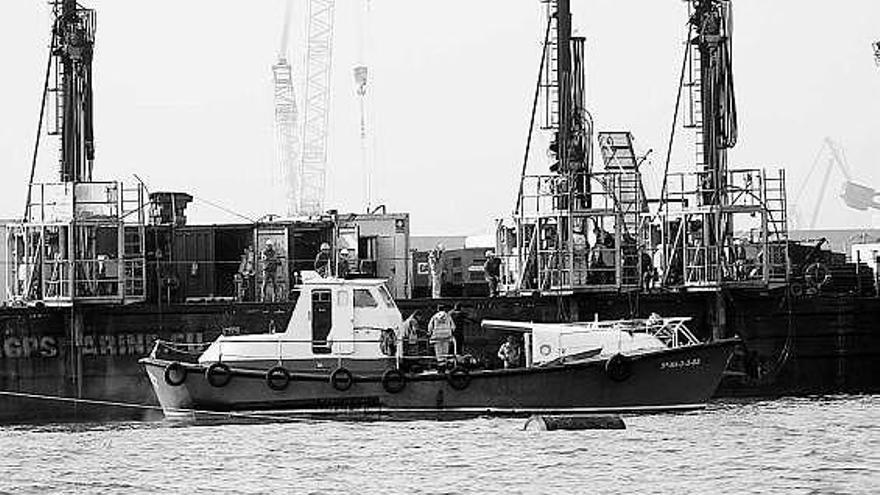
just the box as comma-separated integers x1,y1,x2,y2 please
0,396,876,494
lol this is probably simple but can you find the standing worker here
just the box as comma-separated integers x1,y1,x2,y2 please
400,309,423,360
238,245,255,301
428,244,445,299
314,242,331,277
483,250,502,297
260,240,280,302
427,304,456,366
337,248,351,279
449,302,467,355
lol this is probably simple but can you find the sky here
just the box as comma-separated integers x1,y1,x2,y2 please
1,0,879,235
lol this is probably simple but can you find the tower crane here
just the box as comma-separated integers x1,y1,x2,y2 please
298,0,336,216
273,0,300,217
353,0,372,212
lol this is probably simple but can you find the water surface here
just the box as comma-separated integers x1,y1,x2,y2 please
0,396,876,494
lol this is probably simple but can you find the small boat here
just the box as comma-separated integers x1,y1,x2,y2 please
140,277,738,420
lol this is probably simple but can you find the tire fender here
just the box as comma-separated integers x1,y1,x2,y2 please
330,367,354,392
604,353,632,382
381,368,407,394
266,366,291,391
164,362,187,387
447,366,471,391
205,362,233,388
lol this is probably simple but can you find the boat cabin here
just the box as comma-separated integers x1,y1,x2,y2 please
198,277,404,371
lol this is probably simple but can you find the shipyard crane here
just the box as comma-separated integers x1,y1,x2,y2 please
297,0,336,216
354,0,372,212
795,138,880,229
273,0,300,217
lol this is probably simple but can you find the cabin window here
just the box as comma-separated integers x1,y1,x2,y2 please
337,290,349,307
353,289,378,308
377,285,396,308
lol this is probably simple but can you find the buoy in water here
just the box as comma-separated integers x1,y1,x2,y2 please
523,414,626,431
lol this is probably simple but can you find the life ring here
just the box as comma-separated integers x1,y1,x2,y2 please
330,367,354,392
447,367,471,391
265,366,291,391
789,281,805,298
164,362,187,387
381,368,407,394
604,353,632,382
205,362,232,388
804,262,830,288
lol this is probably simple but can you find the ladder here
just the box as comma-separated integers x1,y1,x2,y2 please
683,3,705,171
540,0,559,131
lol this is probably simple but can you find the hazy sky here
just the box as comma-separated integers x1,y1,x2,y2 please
1,0,879,235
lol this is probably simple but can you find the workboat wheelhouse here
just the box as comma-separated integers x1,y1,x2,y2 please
141,276,737,419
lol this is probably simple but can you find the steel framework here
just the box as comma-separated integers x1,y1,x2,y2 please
273,1,300,216
298,0,336,215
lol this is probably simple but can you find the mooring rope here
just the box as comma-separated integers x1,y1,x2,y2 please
0,390,305,422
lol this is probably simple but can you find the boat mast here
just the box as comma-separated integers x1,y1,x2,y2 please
52,0,96,183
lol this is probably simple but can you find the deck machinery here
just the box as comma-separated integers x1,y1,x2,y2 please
5,0,147,308
500,0,790,323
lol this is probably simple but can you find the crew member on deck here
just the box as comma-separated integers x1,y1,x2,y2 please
260,240,279,302
428,304,456,365
337,248,351,279
497,335,522,369
483,251,502,297
315,242,331,277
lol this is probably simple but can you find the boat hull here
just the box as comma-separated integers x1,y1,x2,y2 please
141,340,738,419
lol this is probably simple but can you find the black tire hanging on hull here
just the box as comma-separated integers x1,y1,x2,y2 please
447,367,471,391
266,366,291,391
206,363,233,388
605,354,632,382
330,367,354,392
164,362,187,387
381,369,407,394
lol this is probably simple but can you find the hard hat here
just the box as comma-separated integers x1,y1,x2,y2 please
266,239,274,246
340,248,349,256
485,250,495,257
320,242,330,250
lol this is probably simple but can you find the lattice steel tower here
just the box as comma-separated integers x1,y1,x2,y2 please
273,0,299,217
298,0,336,215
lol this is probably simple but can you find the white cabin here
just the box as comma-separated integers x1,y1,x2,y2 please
199,278,403,367
482,317,699,366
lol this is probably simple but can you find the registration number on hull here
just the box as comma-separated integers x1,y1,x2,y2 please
660,357,701,370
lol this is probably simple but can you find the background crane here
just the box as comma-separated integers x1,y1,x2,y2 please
793,138,880,229
297,0,336,216
273,0,300,217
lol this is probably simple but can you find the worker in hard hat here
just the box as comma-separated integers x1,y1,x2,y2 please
337,248,351,279
483,250,502,297
314,242,331,277
260,239,280,302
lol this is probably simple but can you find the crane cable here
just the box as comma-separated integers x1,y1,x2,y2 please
514,15,553,215
22,38,57,222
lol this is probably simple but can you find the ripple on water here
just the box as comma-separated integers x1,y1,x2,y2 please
0,396,877,494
